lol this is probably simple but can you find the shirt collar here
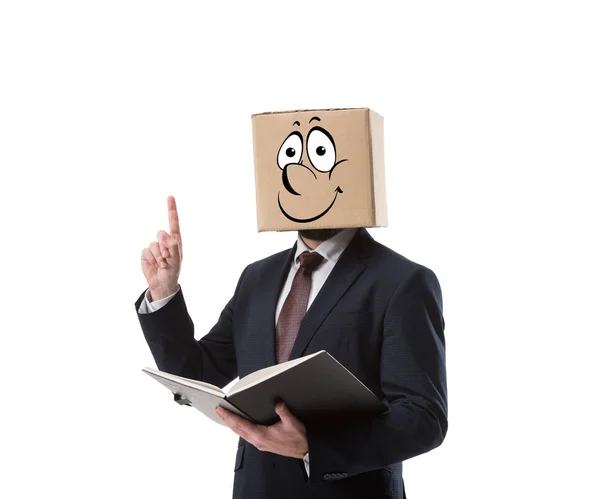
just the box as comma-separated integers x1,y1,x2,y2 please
294,228,359,266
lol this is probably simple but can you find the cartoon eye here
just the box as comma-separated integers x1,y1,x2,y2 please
307,127,336,172
277,132,303,169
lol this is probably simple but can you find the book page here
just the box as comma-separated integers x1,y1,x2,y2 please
143,368,256,425
228,350,323,396
142,368,225,397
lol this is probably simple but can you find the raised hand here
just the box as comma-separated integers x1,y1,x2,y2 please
141,196,183,301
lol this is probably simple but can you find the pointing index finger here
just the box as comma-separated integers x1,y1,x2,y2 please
167,196,181,238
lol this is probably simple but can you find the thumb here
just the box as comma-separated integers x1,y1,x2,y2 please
274,401,293,421
166,237,181,262
158,231,181,263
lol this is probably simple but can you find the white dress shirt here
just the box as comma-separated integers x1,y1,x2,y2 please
138,228,359,476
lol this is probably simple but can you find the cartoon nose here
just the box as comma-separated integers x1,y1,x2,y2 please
282,163,318,196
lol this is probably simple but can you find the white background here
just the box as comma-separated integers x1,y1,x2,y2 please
1,1,599,498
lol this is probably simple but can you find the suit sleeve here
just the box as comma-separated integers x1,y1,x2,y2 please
305,266,448,482
135,266,248,388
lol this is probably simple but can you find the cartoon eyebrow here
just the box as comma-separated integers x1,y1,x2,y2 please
309,116,321,123
293,121,300,126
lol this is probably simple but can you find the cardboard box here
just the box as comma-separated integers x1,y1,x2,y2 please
251,108,387,232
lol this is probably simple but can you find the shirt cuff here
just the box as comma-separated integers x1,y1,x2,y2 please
303,452,310,477
138,286,180,314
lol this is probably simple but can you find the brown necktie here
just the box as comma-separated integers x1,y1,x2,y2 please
276,251,325,364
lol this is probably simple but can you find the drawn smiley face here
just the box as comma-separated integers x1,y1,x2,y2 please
276,116,348,223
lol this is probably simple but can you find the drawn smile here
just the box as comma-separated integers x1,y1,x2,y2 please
277,187,343,223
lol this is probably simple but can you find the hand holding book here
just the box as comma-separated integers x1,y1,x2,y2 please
214,401,309,459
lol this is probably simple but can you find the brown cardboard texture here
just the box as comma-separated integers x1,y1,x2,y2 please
252,108,387,232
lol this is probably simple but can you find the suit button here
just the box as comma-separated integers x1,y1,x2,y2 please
323,473,332,480
341,472,348,478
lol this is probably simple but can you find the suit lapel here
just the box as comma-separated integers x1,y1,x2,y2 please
288,228,372,361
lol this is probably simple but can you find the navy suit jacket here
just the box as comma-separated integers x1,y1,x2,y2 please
136,228,447,499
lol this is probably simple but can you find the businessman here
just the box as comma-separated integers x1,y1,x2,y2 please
136,196,447,499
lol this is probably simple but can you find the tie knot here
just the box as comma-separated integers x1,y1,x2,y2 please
298,251,324,273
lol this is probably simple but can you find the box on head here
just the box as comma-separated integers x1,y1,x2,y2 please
251,108,388,232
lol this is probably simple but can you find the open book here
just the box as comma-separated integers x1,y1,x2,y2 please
143,350,386,426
